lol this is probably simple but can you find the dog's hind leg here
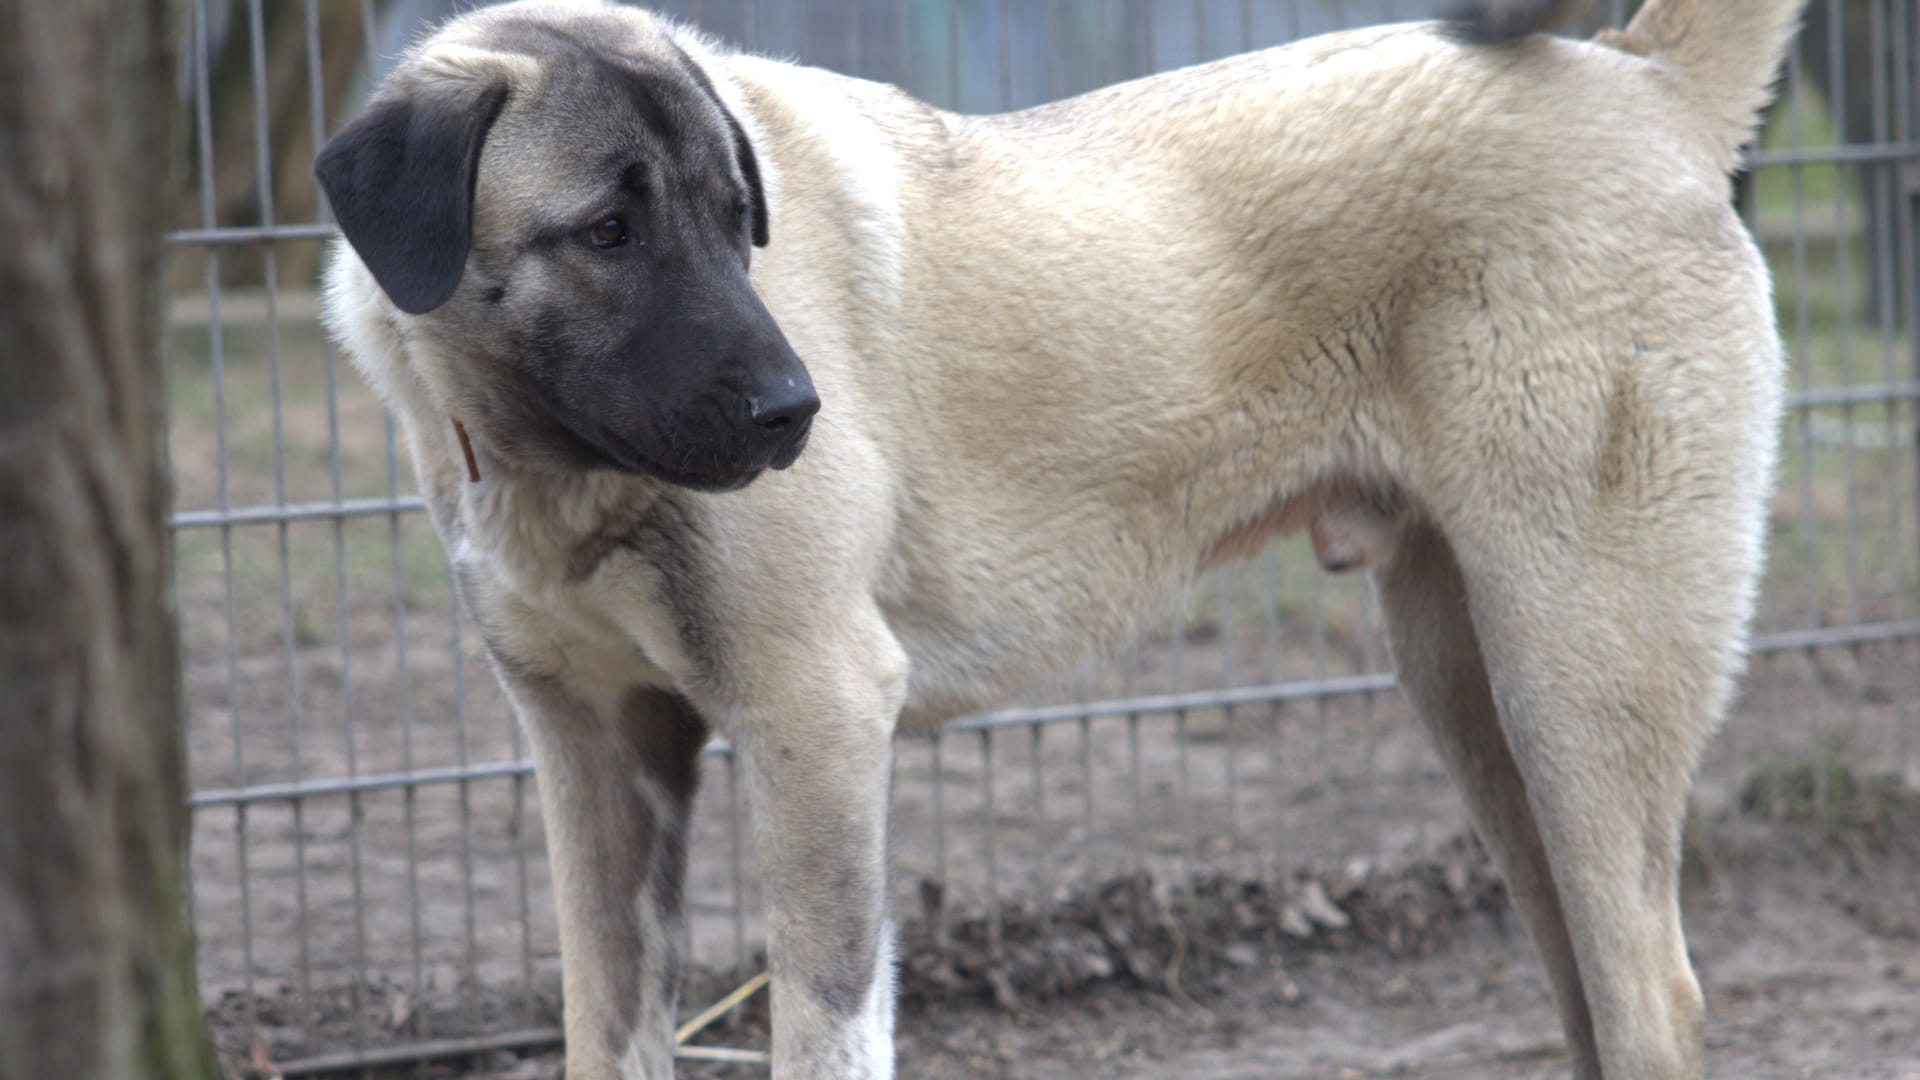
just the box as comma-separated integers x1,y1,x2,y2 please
1374,518,1602,1079
508,679,708,1080
1443,516,1753,1079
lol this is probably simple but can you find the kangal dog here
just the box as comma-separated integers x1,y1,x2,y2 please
317,0,1800,1073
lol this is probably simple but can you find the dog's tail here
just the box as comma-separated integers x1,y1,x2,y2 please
1450,0,1808,167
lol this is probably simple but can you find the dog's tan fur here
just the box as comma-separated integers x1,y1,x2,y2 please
322,1,1802,1074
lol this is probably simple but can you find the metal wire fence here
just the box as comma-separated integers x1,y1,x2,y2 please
169,0,1920,1073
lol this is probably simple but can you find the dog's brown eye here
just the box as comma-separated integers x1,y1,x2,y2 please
586,216,628,249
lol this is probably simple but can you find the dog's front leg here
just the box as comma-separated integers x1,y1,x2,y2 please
506,677,708,1080
729,642,905,1078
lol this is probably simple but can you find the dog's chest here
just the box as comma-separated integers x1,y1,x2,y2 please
451,478,681,697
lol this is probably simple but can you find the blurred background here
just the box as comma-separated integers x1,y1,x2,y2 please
169,2,1918,1076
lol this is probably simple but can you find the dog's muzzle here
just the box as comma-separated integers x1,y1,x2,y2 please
749,382,819,471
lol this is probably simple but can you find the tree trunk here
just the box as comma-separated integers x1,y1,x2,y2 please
0,2,217,1078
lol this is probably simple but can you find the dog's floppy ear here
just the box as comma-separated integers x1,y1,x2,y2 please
724,102,770,249
314,80,510,314
676,52,770,249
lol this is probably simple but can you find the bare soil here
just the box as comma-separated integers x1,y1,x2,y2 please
883,810,1920,1080
195,635,1920,1077
392,797,1920,1080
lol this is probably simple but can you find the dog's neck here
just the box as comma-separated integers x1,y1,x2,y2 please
371,342,661,591
449,448,665,598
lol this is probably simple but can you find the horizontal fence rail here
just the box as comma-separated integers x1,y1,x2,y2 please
183,618,1920,811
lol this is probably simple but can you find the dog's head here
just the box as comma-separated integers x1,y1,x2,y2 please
316,1,814,492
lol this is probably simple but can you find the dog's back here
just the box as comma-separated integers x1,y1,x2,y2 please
1458,0,1805,169
833,0,1803,727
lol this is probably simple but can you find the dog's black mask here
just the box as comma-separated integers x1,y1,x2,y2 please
314,23,815,493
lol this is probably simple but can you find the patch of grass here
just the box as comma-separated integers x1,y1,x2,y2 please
170,514,456,665
166,319,406,508
1766,407,1919,623
1751,79,1845,215
1739,749,1920,850
1745,87,1920,626
166,313,457,663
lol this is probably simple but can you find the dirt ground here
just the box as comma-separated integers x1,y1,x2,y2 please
405,793,1920,1080
883,805,1920,1080
191,618,1920,1078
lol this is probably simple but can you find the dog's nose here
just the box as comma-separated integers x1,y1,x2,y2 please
748,384,820,435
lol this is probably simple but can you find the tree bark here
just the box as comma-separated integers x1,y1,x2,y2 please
0,2,218,1078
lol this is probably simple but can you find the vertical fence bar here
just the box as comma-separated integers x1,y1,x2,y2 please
1750,69,1779,821
1870,0,1909,783
1869,0,1906,648
930,732,949,945
511,718,536,1007
320,0,418,1006
894,0,912,100
1126,710,1144,891
296,0,331,1049
981,729,1001,959
1738,128,1778,831
1096,0,1115,94
345,7,379,1064
1078,714,1096,887
392,521,425,1006
945,0,959,109
376,178,427,1035
243,0,285,637
1172,612,1195,887
1218,572,1243,874
1310,562,1331,833
1140,0,1157,74
1358,584,1382,852
1907,2,1920,642
193,0,258,1052
1261,555,1288,875
845,0,859,76
1029,722,1049,917
1827,0,1864,824
450,584,481,992
1786,37,1818,640
1896,0,1920,782
1045,0,1065,101
996,0,1012,110
726,749,747,972
1785,35,1826,821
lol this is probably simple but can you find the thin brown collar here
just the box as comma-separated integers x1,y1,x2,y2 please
451,417,480,483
